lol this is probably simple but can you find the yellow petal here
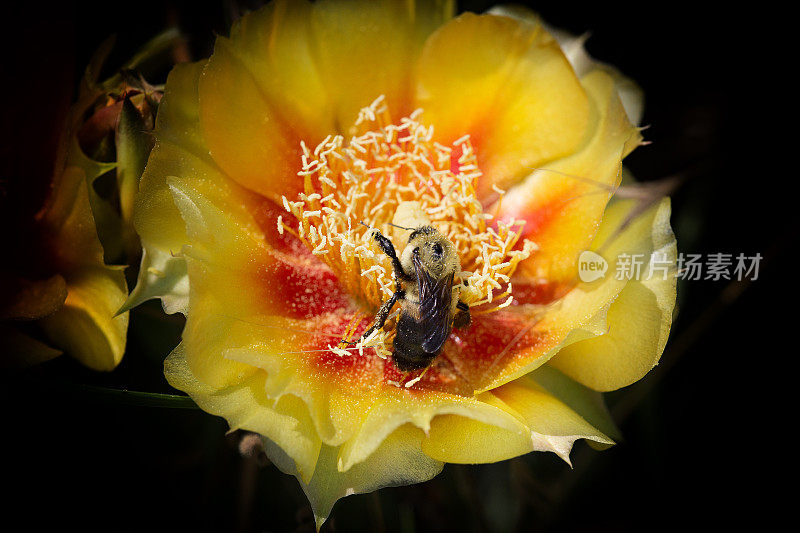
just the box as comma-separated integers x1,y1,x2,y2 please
338,388,528,471
415,12,589,198
37,164,128,370
163,182,369,428
548,198,677,391
420,393,532,463
166,177,264,263
165,181,270,389
133,61,260,312
120,247,189,315
500,69,641,282
173,337,450,529
222,309,541,460
421,372,614,465
228,0,334,138
489,4,644,124
198,37,307,201
492,374,613,464
198,0,452,200
40,266,128,371
310,0,453,129
135,60,224,252
478,191,672,392
441,305,609,395
275,424,442,529
226,338,377,448
531,364,621,442
41,167,106,269
165,345,322,482
132,60,207,274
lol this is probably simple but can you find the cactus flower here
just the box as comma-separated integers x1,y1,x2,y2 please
130,0,676,525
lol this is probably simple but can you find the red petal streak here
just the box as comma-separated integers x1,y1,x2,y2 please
511,279,570,306
449,142,465,175
448,125,496,204
511,187,576,240
302,313,472,394
296,307,550,396
305,312,385,387
257,258,351,320
249,197,312,256
245,196,350,319
440,311,546,391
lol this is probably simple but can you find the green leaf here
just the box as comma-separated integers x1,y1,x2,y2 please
59,382,199,409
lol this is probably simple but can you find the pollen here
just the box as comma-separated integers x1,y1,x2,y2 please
281,96,537,346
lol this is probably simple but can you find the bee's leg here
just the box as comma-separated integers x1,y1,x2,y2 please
344,289,405,345
402,365,430,388
454,301,471,329
372,231,413,281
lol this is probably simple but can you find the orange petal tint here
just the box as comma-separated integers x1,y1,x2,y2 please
198,38,310,201
308,0,451,130
416,12,589,199
499,71,642,281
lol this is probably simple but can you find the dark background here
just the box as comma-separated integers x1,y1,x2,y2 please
2,1,787,531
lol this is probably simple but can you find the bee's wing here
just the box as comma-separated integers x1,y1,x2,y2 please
413,254,454,354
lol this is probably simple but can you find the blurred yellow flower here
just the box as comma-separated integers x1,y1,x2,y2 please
0,30,178,370
130,0,676,525
0,77,131,371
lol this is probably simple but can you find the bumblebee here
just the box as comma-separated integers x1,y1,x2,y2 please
355,225,471,371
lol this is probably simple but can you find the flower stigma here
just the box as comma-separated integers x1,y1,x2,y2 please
280,96,539,372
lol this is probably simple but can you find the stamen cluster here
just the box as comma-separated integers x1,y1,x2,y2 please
279,96,537,351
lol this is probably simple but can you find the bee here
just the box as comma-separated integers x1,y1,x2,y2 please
352,224,471,371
